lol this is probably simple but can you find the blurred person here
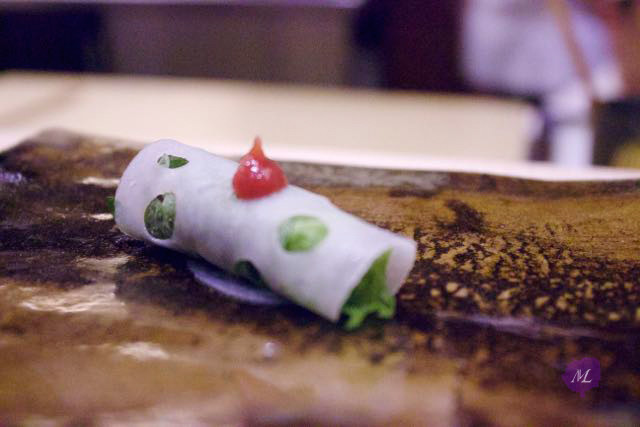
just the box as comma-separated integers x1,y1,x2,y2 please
591,1,640,166
461,0,639,166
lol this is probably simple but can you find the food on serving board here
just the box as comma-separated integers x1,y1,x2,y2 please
113,138,416,329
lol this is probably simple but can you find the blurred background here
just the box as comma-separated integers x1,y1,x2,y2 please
1,0,639,171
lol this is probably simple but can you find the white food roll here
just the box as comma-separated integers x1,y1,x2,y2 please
115,139,417,321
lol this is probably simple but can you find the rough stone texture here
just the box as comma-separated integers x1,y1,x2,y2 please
1,129,639,426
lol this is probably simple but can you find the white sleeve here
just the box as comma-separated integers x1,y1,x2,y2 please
115,139,416,321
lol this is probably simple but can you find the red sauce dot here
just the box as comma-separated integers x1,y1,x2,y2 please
232,137,288,200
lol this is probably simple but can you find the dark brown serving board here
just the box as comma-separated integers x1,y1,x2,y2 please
1,129,639,426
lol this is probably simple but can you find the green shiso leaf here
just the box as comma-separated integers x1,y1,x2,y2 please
278,215,328,252
144,192,176,239
157,153,189,169
341,250,395,330
233,260,268,288
106,196,115,216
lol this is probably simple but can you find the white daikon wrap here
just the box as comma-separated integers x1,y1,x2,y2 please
115,140,416,321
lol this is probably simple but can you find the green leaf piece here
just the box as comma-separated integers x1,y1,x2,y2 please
144,192,176,239
106,196,115,216
341,250,395,330
278,215,328,252
233,260,268,288
157,153,189,169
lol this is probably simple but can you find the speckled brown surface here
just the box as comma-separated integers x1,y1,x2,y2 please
1,129,639,426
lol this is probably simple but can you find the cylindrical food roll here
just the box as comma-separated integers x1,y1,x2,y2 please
115,139,416,325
